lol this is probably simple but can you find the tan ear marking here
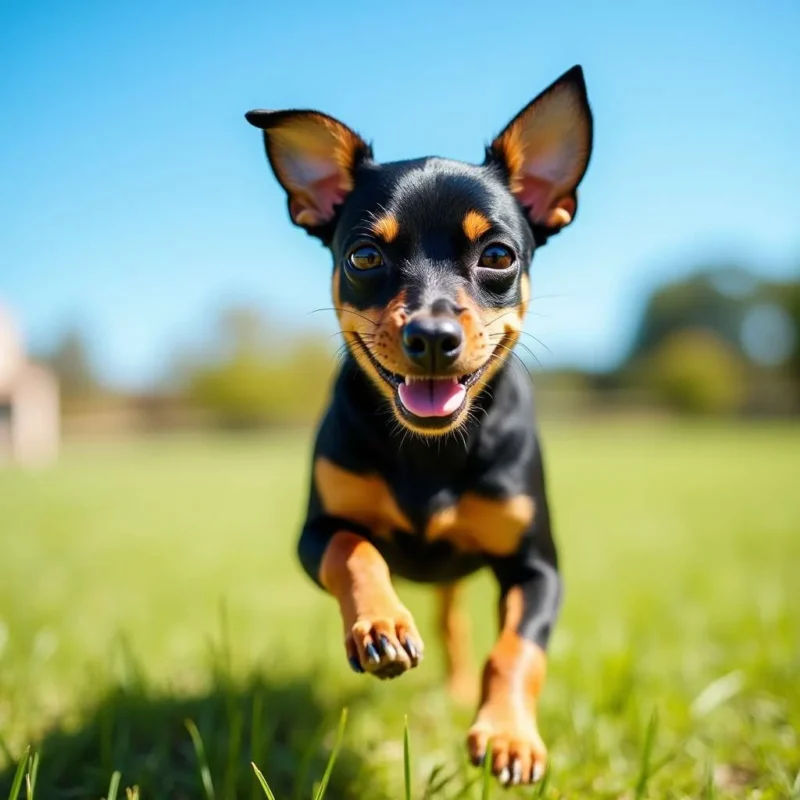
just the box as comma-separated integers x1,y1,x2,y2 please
545,207,572,229
294,208,318,227
488,68,592,232
463,210,492,242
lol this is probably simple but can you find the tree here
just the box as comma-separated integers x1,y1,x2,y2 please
182,306,335,428
43,327,98,404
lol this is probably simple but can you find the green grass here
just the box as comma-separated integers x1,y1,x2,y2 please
0,421,798,798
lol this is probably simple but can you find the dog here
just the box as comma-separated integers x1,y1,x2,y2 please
245,65,593,786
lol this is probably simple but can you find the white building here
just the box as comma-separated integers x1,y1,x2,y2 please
0,305,59,466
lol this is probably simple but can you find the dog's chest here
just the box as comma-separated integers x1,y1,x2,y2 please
314,457,533,556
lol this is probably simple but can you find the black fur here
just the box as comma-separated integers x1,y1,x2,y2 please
246,66,593,652
301,360,561,649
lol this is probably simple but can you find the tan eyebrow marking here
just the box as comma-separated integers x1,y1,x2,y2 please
463,210,492,241
370,214,400,242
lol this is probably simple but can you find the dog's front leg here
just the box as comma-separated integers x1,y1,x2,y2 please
467,554,561,786
320,531,424,679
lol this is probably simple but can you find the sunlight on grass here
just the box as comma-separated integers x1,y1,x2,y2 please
0,423,798,797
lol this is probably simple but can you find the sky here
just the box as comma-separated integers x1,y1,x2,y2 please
1,0,799,388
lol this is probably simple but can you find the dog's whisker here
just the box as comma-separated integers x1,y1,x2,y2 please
308,307,379,327
488,331,551,360
482,310,518,329
488,341,536,381
516,330,553,354
511,340,545,370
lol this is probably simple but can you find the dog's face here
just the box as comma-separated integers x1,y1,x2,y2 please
247,66,593,436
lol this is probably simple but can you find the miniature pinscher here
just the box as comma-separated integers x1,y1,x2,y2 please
246,65,593,786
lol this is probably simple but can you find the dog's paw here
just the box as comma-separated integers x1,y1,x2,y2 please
345,609,424,680
467,704,547,786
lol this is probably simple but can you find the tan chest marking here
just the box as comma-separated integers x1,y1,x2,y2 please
315,457,412,539
426,494,535,556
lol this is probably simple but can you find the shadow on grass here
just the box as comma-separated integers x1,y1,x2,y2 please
0,672,374,800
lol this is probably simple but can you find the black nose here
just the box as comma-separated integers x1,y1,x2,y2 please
401,315,464,371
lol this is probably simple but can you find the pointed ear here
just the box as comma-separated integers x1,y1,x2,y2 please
486,65,593,245
245,109,372,238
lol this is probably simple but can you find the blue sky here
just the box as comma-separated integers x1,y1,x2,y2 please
2,0,799,388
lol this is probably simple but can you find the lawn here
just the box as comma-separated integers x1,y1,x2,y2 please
0,421,798,799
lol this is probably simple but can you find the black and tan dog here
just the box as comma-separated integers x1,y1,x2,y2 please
246,65,593,786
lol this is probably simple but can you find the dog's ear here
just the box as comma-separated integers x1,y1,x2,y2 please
245,109,372,239
486,65,593,245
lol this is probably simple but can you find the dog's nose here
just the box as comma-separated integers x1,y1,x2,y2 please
402,316,464,372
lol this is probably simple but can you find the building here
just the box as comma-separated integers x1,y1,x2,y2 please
0,306,59,467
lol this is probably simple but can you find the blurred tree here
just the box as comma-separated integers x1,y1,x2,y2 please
624,267,799,415
642,329,746,415
42,327,99,408
760,278,800,378
629,267,754,361
183,306,335,428
218,306,267,358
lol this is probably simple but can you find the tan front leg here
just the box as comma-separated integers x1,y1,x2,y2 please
320,531,424,679
466,588,547,786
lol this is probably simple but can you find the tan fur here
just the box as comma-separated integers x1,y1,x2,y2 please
332,261,529,438
468,586,549,782
489,80,590,229
370,214,400,242
462,210,492,242
437,583,478,705
426,494,535,555
315,457,412,539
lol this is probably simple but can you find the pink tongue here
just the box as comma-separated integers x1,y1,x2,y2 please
398,378,466,417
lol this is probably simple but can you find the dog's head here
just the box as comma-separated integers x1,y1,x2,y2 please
246,66,593,436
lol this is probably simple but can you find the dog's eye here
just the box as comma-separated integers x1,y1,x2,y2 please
479,244,514,270
349,245,384,271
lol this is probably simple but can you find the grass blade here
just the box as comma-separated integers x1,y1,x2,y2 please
6,747,29,800
703,759,716,799
423,764,460,799
250,762,277,800
223,695,243,800
634,708,659,800
25,752,38,800
535,764,550,797
185,719,216,800
404,716,412,800
313,707,349,800
106,770,121,800
481,741,492,800
450,773,482,800
250,689,264,800
793,767,800,800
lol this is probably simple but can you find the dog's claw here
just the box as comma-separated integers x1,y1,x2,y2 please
379,634,397,660
402,636,419,662
348,654,364,674
345,612,423,678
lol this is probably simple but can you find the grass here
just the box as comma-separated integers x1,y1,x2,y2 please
0,420,798,798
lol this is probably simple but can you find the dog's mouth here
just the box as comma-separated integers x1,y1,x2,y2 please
353,335,502,424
